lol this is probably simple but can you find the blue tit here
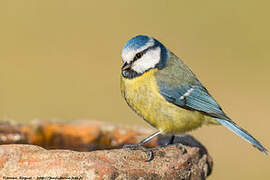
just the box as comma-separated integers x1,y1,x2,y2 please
120,35,268,161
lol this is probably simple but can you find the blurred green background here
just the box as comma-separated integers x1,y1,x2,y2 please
0,0,269,179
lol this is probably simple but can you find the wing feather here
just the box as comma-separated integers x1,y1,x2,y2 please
159,84,230,120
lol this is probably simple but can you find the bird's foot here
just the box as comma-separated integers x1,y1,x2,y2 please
157,142,187,153
157,135,187,154
175,143,187,153
123,143,154,162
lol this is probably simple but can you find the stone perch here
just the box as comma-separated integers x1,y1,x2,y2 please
0,121,213,179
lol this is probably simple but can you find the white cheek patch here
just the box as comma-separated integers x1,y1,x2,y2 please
121,37,154,63
121,50,136,64
131,47,161,74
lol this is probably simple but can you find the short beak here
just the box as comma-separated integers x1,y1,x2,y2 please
121,62,131,71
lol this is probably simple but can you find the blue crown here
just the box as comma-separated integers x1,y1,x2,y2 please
123,35,150,51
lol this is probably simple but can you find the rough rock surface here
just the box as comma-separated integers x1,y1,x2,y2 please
0,121,213,179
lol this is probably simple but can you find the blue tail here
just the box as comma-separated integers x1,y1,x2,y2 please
216,118,268,155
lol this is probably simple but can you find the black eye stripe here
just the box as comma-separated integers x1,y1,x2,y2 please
134,52,143,61
132,45,157,62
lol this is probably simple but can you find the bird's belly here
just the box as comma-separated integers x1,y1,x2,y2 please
120,70,207,134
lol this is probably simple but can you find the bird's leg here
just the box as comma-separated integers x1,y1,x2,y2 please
167,135,175,145
123,131,161,162
157,135,175,148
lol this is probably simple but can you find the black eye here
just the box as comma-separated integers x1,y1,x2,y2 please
134,52,143,60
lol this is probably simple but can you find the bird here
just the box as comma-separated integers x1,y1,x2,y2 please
120,35,268,161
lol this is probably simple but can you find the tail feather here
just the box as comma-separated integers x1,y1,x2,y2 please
216,118,268,155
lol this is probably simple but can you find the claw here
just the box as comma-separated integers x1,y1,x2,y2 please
145,149,154,162
175,143,187,153
156,135,187,154
123,143,154,162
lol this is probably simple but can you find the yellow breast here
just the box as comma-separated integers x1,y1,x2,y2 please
120,69,215,134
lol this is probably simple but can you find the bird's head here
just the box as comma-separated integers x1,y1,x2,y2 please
121,35,168,79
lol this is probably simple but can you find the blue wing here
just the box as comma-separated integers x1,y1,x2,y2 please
159,84,230,120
